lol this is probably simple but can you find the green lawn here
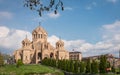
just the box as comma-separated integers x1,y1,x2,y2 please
0,64,64,75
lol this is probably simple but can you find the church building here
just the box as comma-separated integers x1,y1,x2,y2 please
14,26,69,64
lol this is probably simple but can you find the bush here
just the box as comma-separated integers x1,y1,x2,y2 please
85,59,91,73
91,60,99,74
16,59,23,68
0,53,4,67
79,61,85,73
99,55,107,73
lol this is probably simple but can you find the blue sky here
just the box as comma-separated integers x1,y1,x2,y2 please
0,0,120,57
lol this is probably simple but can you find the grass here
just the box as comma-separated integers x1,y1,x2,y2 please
0,64,64,75
116,68,120,72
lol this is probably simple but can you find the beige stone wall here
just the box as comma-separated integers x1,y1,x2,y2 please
69,52,82,61
14,26,81,64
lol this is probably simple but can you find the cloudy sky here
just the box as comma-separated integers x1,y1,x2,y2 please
0,0,120,57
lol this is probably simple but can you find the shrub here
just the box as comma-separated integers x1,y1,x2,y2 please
0,53,4,67
79,61,85,73
16,59,23,68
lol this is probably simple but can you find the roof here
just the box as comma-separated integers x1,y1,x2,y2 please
22,37,31,43
69,51,82,54
56,39,64,45
32,26,47,34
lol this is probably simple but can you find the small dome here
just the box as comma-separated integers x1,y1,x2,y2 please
32,26,47,34
56,39,64,45
22,37,31,43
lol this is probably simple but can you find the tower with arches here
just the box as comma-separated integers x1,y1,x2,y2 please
14,25,69,64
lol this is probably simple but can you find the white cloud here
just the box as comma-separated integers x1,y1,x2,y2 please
107,0,118,3
0,26,9,37
1,20,120,57
47,20,120,57
102,20,120,40
0,26,31,51
48,35,59,47
47,12,60,19
103,20,120,30
0,11,13,20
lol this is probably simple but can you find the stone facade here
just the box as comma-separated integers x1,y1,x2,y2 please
69,52,82,61
14,26,69,64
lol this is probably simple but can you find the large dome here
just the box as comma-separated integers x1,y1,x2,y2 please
32,26,47,34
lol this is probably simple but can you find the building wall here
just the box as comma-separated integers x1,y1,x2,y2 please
14,26,71,64
69,52,82,61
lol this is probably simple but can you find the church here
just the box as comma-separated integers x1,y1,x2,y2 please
14,26,69,64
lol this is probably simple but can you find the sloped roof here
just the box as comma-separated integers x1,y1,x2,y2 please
56,39,64,45
32,26,47,34
22,37,31,43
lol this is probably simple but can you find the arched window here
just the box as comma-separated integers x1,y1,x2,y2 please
32,45,34,49
26,56,27,60
38,52,42,59
23,42,25,46
39,34,40,38
34,34,35,38
50,53,54,58
41,34,42,38
36,34,37,39
26,43,27,46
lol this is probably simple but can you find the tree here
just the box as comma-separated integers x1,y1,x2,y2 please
85,59,91,73
24,0,64,16
99,55,107,73
79,61,85,73
69,60,74,72
107,61,111,68
16,59,23,68
62,59,66,71
111,66,115,73
91,60,99,74
74,60,79,73
65,60,70,72
0,52,4,67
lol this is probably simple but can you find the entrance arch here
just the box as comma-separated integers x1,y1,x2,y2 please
50,53,54,58
44,54,49,59
38,52,42,60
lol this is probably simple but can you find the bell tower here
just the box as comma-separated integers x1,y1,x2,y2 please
32,25,47,43
56,39,64,50
22,35,31,48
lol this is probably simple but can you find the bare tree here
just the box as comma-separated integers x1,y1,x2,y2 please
24,0,64,16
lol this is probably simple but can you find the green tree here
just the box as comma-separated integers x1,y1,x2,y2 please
79,61,85,73
16,59,23,68
111,66,115,73
86,59,91,73
70,60,74,72
66,60,71,72
91,60,99,74
74,60,79,73
0,52,4,67
99,55,107,73
62,59,66,71
107,61,111,68
57,60,61,69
